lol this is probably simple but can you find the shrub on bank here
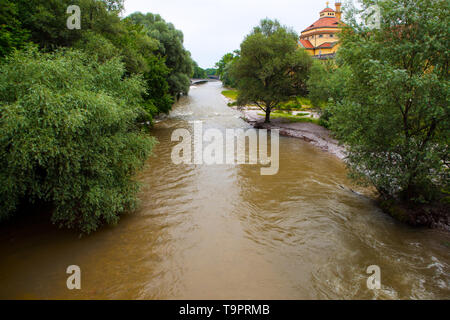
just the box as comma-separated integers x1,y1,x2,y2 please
331,0,449,204
0,48,155,233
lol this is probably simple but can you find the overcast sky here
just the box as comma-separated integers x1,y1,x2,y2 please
124,0,342,69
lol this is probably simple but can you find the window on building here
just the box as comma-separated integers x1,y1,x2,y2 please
319,35,323,38
330,34,334,38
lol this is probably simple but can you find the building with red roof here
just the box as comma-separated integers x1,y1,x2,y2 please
299,2,343,59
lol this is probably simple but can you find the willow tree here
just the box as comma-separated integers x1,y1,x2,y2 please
0,48,155,233
231,19,313,122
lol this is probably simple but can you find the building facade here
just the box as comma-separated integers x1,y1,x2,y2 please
299,2,343,59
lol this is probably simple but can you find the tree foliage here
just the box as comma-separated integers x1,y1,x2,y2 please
192,61,207,78
216,51,239,87
231,19,313,122
127,12,193,97
0,48,155,233
0,0,30,57
205,68,217,76
215,52,235,78
329,0,449,202
307,59,352,127
0,0,197,231
3,0,192,118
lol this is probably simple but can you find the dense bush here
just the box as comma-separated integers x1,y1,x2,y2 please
0,0,30,57
328,0,449,203
0,48,155,233
127,12,194,97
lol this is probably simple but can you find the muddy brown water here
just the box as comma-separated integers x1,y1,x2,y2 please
0,81,449,299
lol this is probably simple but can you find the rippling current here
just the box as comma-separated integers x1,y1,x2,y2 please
0,81,448,299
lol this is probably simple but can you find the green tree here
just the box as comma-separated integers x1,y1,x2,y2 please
216,51,239,87
127,12,193,97
74,31,120,63
215,52,235,78
103,0,124,12
12,0,153,74
142,55,174,116
192,61,207,78
329,0,449,202
205,68,217,76
231,19,313,122
14,0,83,49
13,1,174,118
307,59,351,127
0,0,30,57
0,48,155,233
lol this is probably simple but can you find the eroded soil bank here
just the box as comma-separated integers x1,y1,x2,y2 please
239,107,345,160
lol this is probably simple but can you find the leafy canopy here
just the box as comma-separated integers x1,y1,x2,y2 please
127,12,193,97
0,48,155,233
231,19,313,122
216,51,239,87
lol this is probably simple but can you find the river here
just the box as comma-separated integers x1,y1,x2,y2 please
0,81,448,299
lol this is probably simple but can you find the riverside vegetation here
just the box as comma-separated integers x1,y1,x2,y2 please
0,0,202,233
0,0,448,232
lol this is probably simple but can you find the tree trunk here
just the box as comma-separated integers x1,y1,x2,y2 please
265,107,271,123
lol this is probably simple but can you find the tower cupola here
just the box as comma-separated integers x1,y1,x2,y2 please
320,2,336,18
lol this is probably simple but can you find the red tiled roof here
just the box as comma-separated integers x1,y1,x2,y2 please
302,17,340,32
299,39,314,49
317,41,338,48
320,7,335,13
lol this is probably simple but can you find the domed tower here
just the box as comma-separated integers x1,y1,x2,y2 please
299,2,343,59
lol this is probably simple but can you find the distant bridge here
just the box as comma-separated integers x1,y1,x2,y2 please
191,76,220,85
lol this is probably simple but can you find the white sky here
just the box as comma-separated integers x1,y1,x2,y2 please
124,0,343,69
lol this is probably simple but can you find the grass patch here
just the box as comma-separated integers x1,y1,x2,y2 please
279,96,314,111
258,112,321,125
220,93,317,111
273,110,309,117
221,90,238,100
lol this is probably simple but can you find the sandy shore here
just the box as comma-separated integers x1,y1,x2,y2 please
238,107,346,160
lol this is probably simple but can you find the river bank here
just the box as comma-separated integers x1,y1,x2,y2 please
230,103,346,160
379,199,450,232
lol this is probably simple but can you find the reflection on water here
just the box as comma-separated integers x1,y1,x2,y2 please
0,81,448,299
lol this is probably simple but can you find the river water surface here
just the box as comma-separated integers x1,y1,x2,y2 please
0,81,449,299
